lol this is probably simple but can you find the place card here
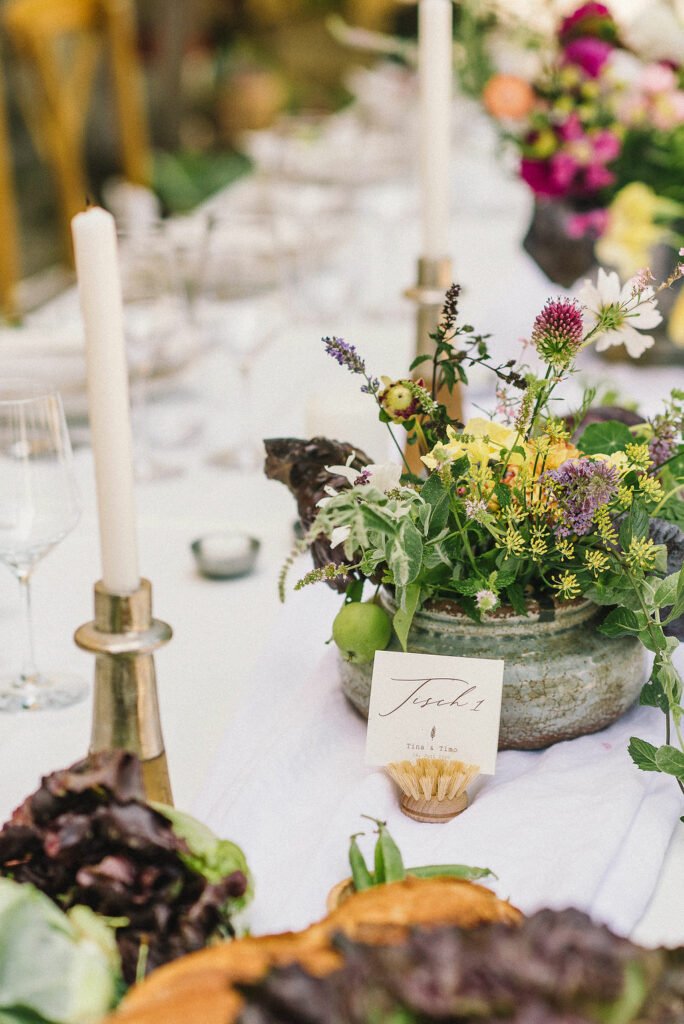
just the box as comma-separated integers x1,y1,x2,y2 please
365,650,504,774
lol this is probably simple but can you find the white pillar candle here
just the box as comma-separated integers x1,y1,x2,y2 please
418,0,453,260
71,207,140,594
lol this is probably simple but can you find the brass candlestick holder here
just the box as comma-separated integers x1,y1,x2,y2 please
404,257,462,474
74,578,173,805
405,256,455,364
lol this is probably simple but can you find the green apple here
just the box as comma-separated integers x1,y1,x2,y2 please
332,601,392,665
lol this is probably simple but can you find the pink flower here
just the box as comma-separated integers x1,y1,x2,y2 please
563,37,614,78
558,112,584,142
640,63,677,94
520,158,568,197
591,129,621,162
566,208,609,239
583,163,615,190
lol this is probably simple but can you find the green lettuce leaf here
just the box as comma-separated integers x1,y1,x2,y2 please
0,880,119,1024
151,805,253,909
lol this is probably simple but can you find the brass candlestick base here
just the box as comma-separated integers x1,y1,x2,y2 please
405,256,455,362
74,579,173,805
404,257,462,474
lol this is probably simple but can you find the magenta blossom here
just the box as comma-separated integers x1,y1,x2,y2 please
557,112,584,142
521,153,578,197
559,3,615,44
583,163,615,191
563,36,614,77
566,208,609,239
591,129,621,162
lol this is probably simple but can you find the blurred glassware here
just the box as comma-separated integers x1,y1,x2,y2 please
187,210,289,471
117,223,190,481
0,380,85,711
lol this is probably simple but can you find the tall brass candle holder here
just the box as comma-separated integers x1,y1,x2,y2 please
404,257,462,473
74,578,173,805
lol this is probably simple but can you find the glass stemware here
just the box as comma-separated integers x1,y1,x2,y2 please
191,210,288,471
117,224,188,482
0,380,85,711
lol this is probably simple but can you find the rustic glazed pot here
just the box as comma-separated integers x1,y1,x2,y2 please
338,592,646,750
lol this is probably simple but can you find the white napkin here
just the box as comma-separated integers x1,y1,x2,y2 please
195,585,681,938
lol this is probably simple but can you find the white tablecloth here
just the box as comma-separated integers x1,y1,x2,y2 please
194,583,682,939
0,118,682,947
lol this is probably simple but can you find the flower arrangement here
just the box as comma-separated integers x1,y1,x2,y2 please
279,262,684,797
484,2,684,283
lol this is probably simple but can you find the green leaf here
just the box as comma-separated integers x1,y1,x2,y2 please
640,675,669,713
388,520,423,586
628,736,659,772
505,582,527,615
452,577,485,597
393,583,420,652
577,420,633,455
420,475,450,534
598,607,644,637
655,573,679,608
637,627,669,654
409,354,433,370
619,498,649,549
654,744,684,778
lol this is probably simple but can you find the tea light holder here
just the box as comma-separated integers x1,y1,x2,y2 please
74,579,173,805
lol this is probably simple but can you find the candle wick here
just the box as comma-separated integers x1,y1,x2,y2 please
85,195,93,210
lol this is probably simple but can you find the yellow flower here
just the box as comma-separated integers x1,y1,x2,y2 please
585,549,610,576
638,474,663,503
617,484,634,509
553,571,581,601
595,506,618,544
625,537,657,572
625,442,652,472
422,418,520,471
596,183,674,279
594,451,630,476
500,524,526,557
556,538,575,559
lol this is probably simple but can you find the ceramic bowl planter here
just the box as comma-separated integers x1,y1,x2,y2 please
338,591,646,750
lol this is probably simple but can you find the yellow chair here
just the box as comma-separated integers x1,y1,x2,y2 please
0,56,20,319
3,0,151,262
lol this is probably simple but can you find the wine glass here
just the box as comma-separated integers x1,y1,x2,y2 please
0,380,85,711
192,210,289,471
117,224,188,481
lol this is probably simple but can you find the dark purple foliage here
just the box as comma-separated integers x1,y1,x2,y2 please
237,909,680,1024
0,751,247,984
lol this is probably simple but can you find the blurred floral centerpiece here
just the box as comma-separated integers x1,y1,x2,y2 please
267,263,684,797
484,1,684,358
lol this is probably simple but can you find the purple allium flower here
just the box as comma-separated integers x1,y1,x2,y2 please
531,298,584,367
322,336,366,375
648,424,676,468
546,458,618,537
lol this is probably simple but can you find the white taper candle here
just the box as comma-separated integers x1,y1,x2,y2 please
418,0,453,259
71,206,140,594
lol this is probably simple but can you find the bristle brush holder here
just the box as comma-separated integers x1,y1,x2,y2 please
387,758,478,824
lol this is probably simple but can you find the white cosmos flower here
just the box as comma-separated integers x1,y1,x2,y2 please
324,457,402,492
330,525,351,548
578,268,661,359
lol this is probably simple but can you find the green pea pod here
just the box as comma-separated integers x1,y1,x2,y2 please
377,823,405,883
407,864,497,882
349,834,373,891
373,829,386,885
